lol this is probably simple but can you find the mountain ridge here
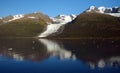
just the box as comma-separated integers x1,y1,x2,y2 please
54,12,120,38
0,12,52,37
0,6,120,38
86,6,120,17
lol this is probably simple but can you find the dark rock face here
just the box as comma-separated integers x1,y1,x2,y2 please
112,7,119,13
117,7,120,13
104,8,112,13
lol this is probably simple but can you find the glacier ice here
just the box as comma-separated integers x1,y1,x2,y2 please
38,14,76,37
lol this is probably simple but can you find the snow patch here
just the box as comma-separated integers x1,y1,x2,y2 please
86,6,96,12
70,14,77,20
106,13,120,17
98,7,106,13
28,16,36,19
8,14,24,22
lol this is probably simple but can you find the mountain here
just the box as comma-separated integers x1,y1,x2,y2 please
0,12,52,37
38,6,120,38
24,12,52,23
0,6,120,38
2,15,14,23
3,14,24,22
55,12,120,38
1,12,51,23
86,6,120,13
86,6,120,17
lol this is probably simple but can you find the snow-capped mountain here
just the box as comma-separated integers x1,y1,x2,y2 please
0,12,52,37
56,10,120,38
86,6,99,12
86,6,120,17
2,14,24,23
2,12,51,23
0,6,120,38
51,14,76,24
38,14,76,37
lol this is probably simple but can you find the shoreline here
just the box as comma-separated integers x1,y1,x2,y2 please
0,36,120,40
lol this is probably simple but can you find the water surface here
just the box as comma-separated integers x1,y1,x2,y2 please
0,38,120,73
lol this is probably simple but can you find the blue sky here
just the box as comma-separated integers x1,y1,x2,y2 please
0,0,120,17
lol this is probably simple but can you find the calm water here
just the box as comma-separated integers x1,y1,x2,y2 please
0,38,120,73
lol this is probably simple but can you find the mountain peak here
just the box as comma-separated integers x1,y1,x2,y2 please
52,14,76,24
86,6,98,12
86,6,120,13
89,6,96,10
98,6,106,13
86,6,120,17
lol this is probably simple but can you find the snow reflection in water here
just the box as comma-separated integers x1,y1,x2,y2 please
39,39,76,60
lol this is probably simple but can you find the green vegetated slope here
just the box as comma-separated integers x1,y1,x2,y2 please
0,13,52,37
58,12,120,38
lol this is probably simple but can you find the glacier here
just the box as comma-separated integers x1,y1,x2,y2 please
38,14,76,37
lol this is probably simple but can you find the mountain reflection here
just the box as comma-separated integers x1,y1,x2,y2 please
0,38,48,61
39,39,76,60
0,38,120,69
